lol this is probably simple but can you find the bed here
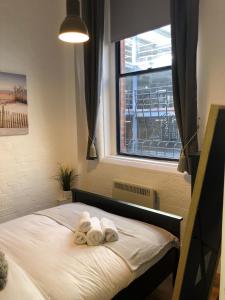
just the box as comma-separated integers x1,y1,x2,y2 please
0,189,182,300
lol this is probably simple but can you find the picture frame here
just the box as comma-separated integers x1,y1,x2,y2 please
0,71,28,136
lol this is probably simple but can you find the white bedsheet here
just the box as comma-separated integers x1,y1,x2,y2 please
36,203,178,271
0,256,46,300
0,203,178,300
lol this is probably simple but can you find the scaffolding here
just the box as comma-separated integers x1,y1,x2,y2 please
123,86,181,159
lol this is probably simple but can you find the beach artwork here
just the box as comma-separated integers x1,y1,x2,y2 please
0,72,28,136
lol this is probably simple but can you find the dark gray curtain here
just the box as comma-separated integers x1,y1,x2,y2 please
170,0,199,174
82,0,105,160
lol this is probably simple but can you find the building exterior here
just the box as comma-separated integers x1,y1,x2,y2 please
119,26,181,160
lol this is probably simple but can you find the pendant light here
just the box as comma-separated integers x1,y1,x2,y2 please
59,0,89,43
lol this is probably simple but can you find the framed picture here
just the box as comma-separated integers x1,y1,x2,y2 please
0,71,28,136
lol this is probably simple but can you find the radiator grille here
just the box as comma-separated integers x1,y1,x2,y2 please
112,180,159,209
114,182,151,196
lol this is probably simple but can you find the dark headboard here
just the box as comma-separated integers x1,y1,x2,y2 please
72,189,183,239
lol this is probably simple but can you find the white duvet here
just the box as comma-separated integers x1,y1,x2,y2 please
0,203,178,300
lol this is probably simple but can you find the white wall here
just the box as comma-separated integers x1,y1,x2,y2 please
0,0,77,222
77,160,191,234
198,0,225,144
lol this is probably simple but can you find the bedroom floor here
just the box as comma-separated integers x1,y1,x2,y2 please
146,275,220,300
146,276,173,300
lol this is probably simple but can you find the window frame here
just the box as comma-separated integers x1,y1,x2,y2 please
115,41,178,162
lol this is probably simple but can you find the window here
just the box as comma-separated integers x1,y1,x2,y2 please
116,25,181,160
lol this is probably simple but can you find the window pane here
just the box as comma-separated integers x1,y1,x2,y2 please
120,25,172,74
119,70,181,159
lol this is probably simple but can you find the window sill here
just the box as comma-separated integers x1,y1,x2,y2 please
100,155,181,174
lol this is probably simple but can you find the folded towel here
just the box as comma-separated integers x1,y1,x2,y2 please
86,217,104,246
78,211,91,233
74,231,87,245
101,217,119,243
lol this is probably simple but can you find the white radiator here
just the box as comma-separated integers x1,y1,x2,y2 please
112,180,159,209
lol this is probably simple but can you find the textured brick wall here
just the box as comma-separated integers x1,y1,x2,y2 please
0,0,77,223
77,161,191,238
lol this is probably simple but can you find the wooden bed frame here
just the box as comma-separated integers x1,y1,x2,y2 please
72,188,183,299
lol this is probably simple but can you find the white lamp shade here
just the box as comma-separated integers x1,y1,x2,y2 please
59,15,89,44
59,32,89,43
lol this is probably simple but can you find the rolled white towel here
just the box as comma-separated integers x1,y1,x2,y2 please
74,231,87,245
100,218,119,242
78,211,91,233
86,217,104,246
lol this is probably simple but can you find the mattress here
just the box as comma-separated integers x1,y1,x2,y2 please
0,203,178,300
